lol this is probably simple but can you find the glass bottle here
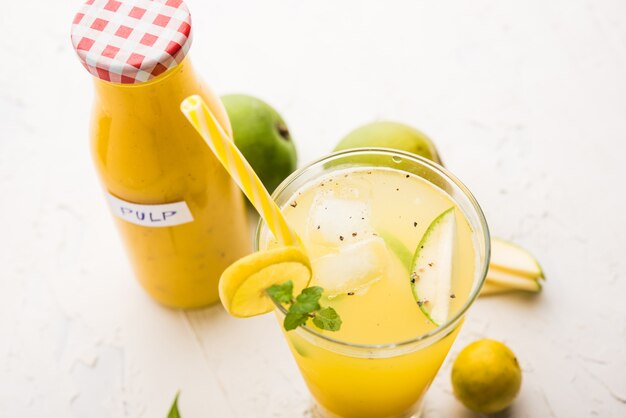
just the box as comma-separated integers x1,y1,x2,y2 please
71,0,250,308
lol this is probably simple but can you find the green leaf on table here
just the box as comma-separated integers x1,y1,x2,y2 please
312,307,342,331
266,280,294,304
167,392,181,418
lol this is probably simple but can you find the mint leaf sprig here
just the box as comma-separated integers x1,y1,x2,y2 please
267,281,342,332
167,392,181,418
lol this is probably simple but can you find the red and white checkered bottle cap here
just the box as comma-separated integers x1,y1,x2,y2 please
71,0,192,84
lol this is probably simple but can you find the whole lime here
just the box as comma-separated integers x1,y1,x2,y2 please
221,94,297,193
451,339,522,414
334,121,442,164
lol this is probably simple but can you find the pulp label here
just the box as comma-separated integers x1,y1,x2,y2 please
106,193,194,227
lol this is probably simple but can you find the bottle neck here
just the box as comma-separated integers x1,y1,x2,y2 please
92,58,199,111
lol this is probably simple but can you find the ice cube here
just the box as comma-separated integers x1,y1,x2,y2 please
306,191,374,247
311,237,389,297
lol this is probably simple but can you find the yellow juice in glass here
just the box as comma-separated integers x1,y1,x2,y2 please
259,150,489,418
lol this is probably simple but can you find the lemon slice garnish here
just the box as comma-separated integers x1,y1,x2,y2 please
219,246,311,317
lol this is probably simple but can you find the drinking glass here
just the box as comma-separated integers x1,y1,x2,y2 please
257,149,490,418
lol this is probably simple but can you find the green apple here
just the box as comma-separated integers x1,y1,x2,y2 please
478,238,544,296
410,207,456,326
221,94,297,193
334,121,442,164
485,267,542,293
479,282,515,296
490,238,544,279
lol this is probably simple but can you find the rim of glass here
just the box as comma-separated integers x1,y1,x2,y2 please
255,147,491,351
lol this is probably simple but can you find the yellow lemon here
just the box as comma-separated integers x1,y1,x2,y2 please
451,339,522,414
218,247,311,317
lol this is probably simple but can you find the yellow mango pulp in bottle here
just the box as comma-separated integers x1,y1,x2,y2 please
264,167,477,418
91,59,250,308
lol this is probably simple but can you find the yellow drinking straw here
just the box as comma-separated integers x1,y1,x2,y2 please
180,95,300,246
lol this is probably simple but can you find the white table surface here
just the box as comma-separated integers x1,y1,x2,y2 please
2,0,626,417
